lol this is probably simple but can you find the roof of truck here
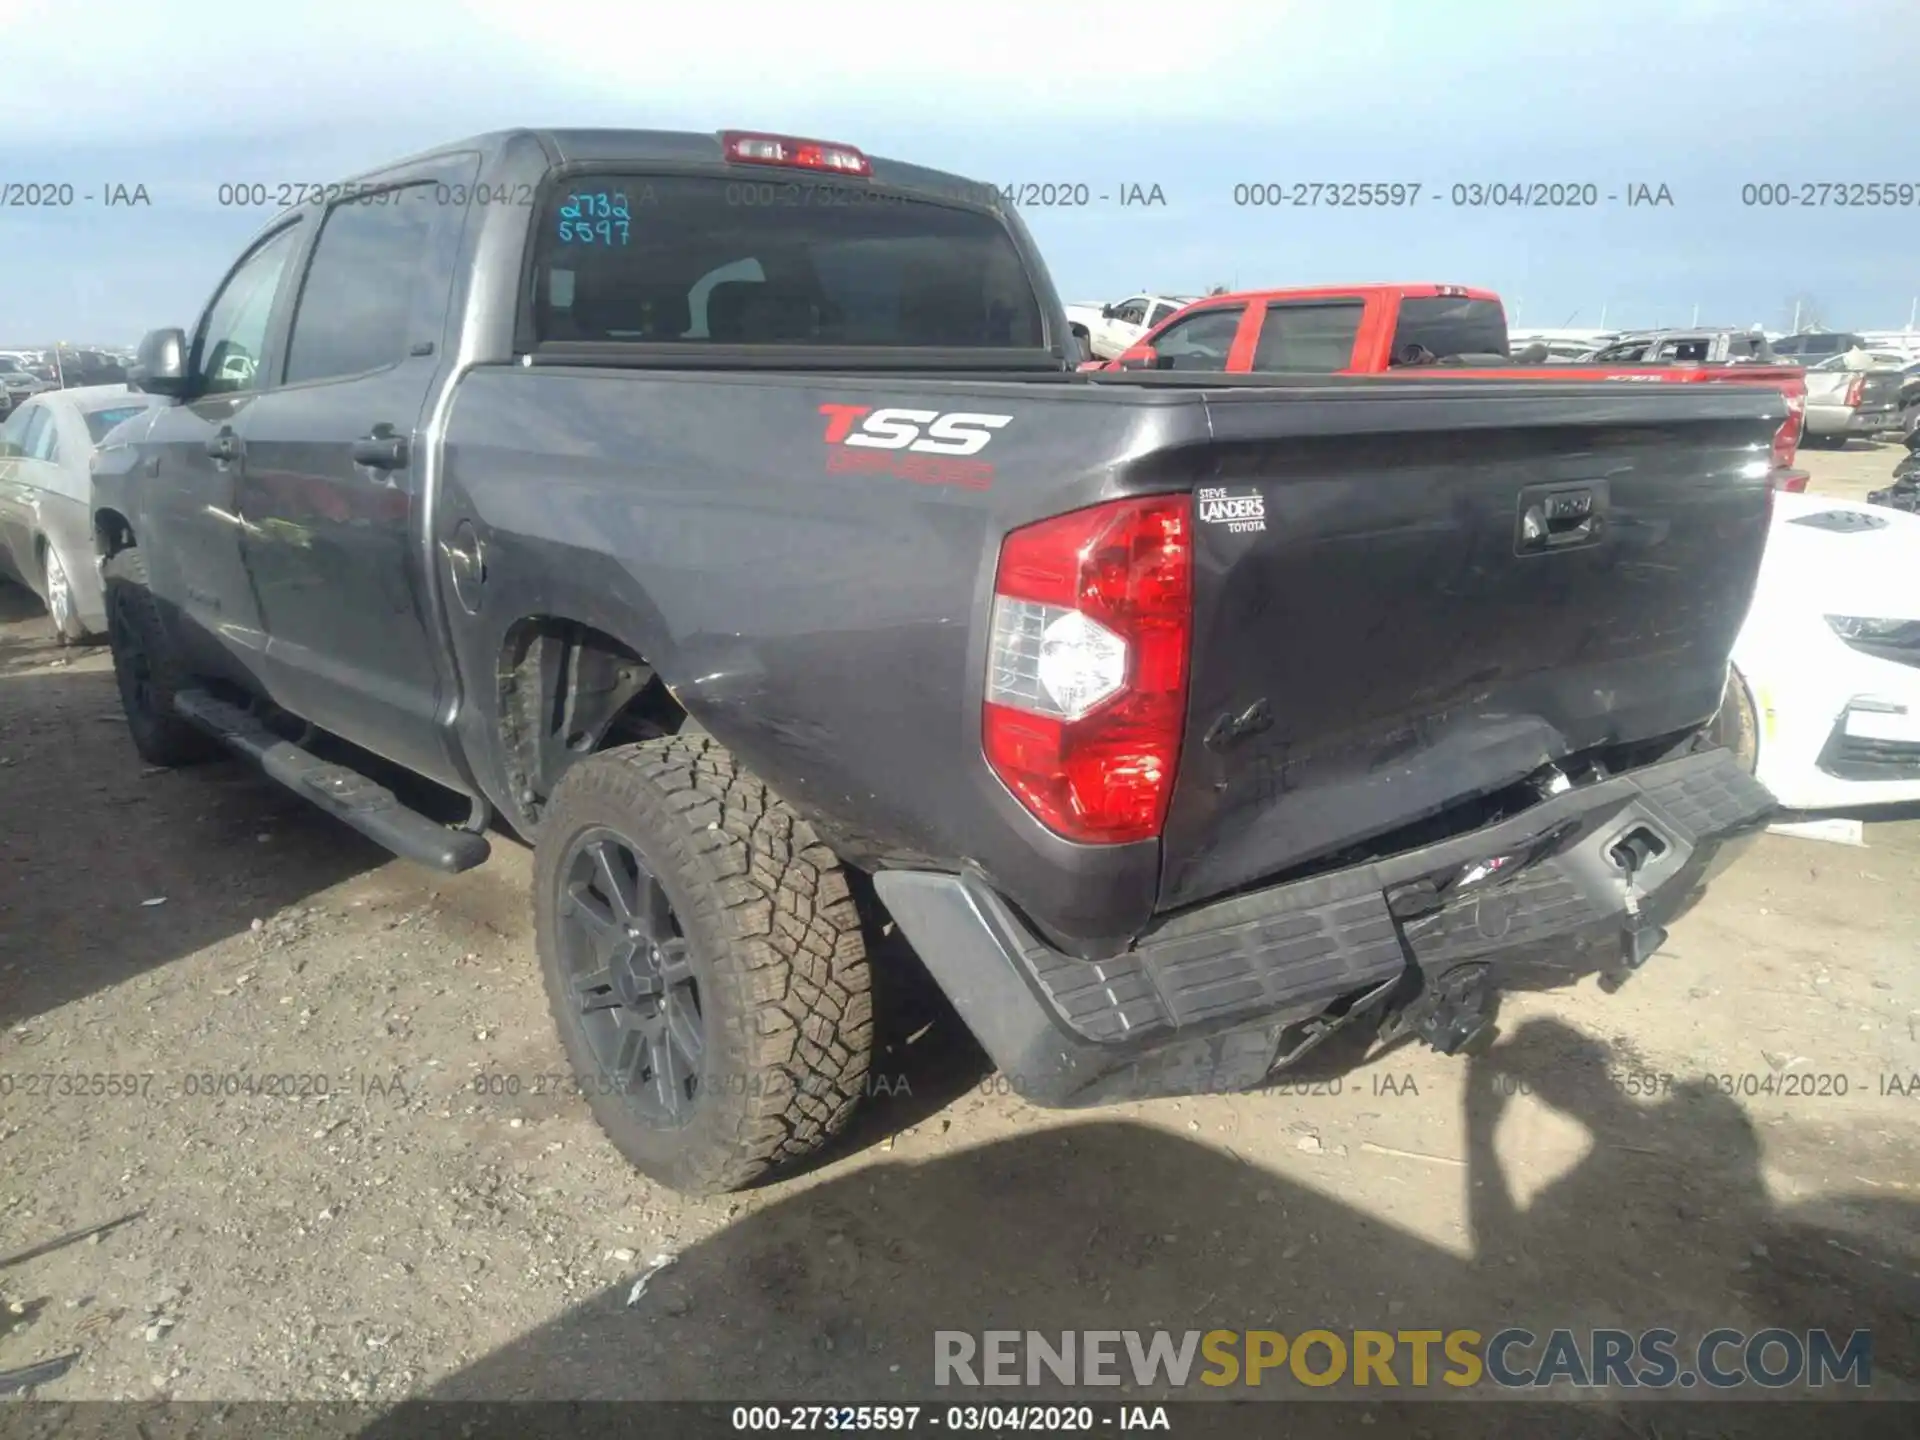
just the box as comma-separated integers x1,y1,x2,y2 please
336,128,998,209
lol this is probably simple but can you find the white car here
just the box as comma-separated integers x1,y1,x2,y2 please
1718,492,1920,809
1064,294,1198,361
0,385,168,643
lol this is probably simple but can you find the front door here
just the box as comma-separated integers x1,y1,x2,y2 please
137,219,307,682
235,170,472,786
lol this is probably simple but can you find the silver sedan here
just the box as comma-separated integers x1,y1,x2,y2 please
0,386,168,643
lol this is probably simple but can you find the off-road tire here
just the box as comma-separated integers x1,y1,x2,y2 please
1706,664,1759,774
533,734,874,1194
102,548,219,767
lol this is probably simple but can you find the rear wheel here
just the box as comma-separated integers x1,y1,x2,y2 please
533,734,873,1195
103,548,219,767
1707,665,1759,774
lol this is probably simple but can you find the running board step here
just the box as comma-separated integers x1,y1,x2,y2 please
172,689,491,873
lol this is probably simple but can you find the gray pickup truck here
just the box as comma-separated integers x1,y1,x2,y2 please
95,127,1778,1195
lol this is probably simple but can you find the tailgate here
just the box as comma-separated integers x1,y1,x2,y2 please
1156,379,1781,911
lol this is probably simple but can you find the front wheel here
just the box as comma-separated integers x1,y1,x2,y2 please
533,734,874,1195
103,548,219,767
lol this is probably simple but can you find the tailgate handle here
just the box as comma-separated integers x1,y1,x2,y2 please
1516,481,1605,554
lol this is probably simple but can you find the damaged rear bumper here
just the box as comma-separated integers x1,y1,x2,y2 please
874,747,1774,1108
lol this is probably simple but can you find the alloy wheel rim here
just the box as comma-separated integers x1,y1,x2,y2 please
557,826,703,1124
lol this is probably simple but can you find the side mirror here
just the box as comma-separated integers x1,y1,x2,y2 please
1100,305,1117,320
128,328,188,397
1904,428,1920,453
1117,345,1159,371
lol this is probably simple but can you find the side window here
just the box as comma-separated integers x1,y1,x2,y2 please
192,223,304,395
17,408,51,461
0,404,33,456
28,409,59,462
284,184,439,385
1152,308,1242,370
1594,342,1650,363
1148,302,1179,327
1654,338,1711,363
1253,302,1365,372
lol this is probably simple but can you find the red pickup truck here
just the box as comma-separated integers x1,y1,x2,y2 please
1089,284,1810,488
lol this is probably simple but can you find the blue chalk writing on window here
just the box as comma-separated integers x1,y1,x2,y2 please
558,191,632,245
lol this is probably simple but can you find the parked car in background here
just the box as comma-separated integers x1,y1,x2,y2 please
0,385,167,642
0,365,51,417
1801,352,1906,445
1068,293,1198,360
1507,329,1620,361
1719,491,1920,809
1585,328,1778,365
1770,331,1868,366
1532,340,1611,363
53,348,129,388
1867,428,1920,512
1898,359,1920,435
98,126,1777,1195
1094,284,1811,487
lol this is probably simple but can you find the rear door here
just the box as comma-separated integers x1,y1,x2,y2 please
0,403,42,583
235,161,476,785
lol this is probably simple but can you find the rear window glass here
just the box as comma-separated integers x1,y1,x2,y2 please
84,405,150,444
1390,296,1508,363
528,175,1044,349
1251,302,1363,372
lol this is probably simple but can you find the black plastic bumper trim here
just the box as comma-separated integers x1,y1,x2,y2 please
876,746,1774,1107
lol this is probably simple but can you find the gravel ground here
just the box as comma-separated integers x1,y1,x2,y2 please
0,441,1916,1410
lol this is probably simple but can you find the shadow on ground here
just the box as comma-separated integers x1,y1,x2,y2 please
353,1018,1917,1426
0,580,385,1031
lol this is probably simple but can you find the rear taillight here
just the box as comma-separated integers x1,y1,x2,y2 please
1774,382,1806,468
982,496,1192,845
1845,374,1866,409
719,130,872,177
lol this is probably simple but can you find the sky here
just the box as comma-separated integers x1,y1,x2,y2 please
3,0,1918,343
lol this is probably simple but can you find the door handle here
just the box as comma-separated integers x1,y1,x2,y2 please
204,429,239,463
352,424,410,471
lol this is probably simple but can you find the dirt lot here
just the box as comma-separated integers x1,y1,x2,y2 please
1,441,1917,1411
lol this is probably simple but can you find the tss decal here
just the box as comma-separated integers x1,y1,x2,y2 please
819,405,1012,455
818,404,1011,490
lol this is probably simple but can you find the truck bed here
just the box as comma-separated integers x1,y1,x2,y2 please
441,365,1783,952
